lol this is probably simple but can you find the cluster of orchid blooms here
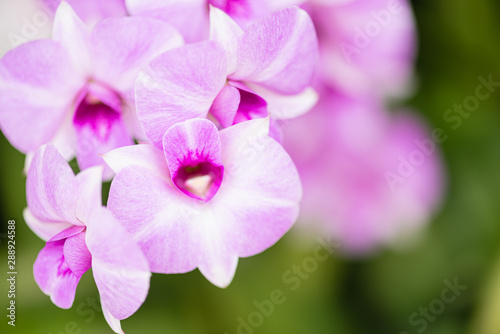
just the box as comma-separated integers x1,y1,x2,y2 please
0,0,443,332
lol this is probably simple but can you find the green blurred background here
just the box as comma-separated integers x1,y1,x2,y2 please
1,0,500,333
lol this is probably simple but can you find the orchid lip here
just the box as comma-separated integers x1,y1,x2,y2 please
57,255,73,277
162,119,225,202
73,82,122,142
173,162,224,202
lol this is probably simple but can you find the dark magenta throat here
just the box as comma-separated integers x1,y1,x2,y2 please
173,162,224,202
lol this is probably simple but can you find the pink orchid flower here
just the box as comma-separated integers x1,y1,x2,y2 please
103,117,302,288
25,144,150,334
0,2,183,178
125,0,303,42
135,6,318,149
283,91,444,254
305,0,416,97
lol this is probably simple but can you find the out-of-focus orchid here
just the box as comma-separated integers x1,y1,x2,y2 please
125,0,304,42
104,117,302,288
305,0,416,98
25,144,150,334
0,2,183,178
136,6,318,149
283,91,444,254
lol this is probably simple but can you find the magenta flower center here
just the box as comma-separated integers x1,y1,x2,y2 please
173,161,224,202
73,83,122,142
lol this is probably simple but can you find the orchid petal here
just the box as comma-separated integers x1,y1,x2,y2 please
75,166,103,223
209,84,241,128
33,240,80,309
197,218,239,288
102,144,169,182
232,86,268,124
26,145,79,225
231,7,318,95
249,84,318,119
209,6,244,75
86,207,151,320
23,208,73,242
52,2,92,77
0,40,82,153
90,16,184,94
216,118,302,257
102,304,124,334
49,225,86,242
108,166,202,274
135,41,227,148
63,232,92,277
126,0,208,42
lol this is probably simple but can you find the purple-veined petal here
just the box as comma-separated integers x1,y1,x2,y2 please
209,84,241,128
108,166,202,275
102,144,169,182
163,119,224,201
214,118,302,257
102,304,124,334
121,99,149,143
231,7,318,95
126,0,208,42
26,145,80,225
48,110,79,164
0,40,83,153
135,41,227,148
197,218,239,288
209,6,243,75
232,86,268,124
52,2,92,77
49,225,86,242
75,166,103,224
63,231,92,277
23,208,73,242
86,207,151,320
90,16,184,95
248,84,318,119
33,240,81,309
